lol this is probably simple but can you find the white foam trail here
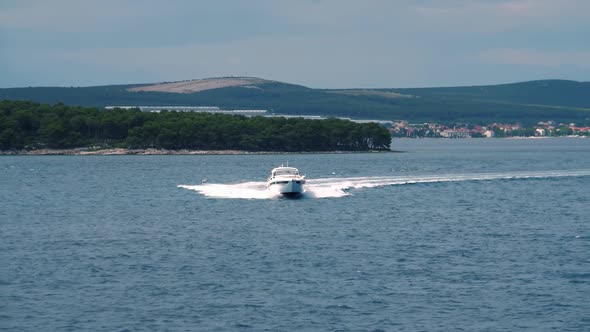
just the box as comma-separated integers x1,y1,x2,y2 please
178,181,278,199
178,170,590,199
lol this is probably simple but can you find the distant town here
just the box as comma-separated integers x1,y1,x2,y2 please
389,120,590,138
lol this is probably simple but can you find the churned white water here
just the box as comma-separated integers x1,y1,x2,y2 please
178,170,590,199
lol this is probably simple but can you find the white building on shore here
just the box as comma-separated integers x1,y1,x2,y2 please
105,106,267,116
440,129,471,138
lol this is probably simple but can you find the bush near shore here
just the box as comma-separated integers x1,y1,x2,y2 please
0,100,391,152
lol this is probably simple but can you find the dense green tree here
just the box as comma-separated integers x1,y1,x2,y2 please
0,100,392,152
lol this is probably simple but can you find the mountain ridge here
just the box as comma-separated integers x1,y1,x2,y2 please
3,77,587,91
1,77,589,124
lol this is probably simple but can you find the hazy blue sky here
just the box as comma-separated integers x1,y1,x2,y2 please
1,0,589,88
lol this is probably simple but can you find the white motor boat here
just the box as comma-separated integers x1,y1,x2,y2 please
267,165,306,196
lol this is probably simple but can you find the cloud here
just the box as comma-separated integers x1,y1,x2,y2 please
44,34,434,88
411,0,590,32
476,48,590,67
0,0,152,30
1,1,589,87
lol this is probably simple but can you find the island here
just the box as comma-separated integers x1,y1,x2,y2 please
0,100,392,154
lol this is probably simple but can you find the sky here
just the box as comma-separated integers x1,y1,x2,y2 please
1,0,589,88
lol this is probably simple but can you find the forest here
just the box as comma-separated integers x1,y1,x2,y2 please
0,100,391,152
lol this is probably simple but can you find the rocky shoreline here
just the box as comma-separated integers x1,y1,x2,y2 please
0,148,398,156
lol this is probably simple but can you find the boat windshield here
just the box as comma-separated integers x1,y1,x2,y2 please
274,169,298,177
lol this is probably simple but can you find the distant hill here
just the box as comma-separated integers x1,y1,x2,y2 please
1,77,589,125
385,79,590,109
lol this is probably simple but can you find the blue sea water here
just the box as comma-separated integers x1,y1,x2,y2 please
1,138,589,331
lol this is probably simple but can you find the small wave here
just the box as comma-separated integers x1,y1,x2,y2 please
178,170,590,199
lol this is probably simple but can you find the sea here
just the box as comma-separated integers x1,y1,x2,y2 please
1,138,589,331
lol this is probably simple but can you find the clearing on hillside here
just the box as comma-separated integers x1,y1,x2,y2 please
128,77,274,94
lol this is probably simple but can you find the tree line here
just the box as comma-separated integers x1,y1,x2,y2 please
0,100,391,151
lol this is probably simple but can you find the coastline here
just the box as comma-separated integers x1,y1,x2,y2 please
503,135,587,139
0,148,400,156
394,136,586,140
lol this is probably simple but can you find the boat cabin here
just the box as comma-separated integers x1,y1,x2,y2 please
271,167,300,178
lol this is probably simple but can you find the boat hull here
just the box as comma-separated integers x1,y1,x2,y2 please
269,179,304,196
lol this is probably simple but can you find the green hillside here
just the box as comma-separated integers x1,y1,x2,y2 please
1,78,589,125
384,80,590,108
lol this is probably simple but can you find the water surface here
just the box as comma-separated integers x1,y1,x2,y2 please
2,138,589,331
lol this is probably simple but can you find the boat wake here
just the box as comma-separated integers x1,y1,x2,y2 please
178,170,590,199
